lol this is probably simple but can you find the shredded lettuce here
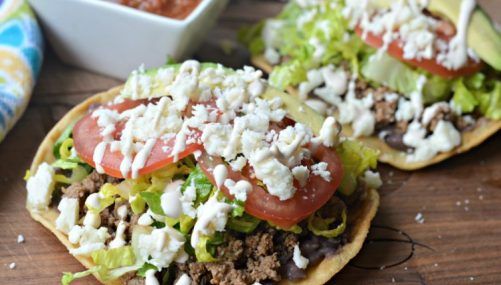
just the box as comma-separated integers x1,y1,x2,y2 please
238,21,265,55
130,194,146,215
179,214,195,234
140,191,165,216
240,0,370,90
227,213,261,234
268,221,303,234
452,79,478,113
229,199,245,218
181,165,213,206
453,75,501,120
308,202,347,238
85,183,122,213
194,232,225,262
361,54,452,103
53,123,75,159
337,140,379,196
91,246,136,270
136,262,158,277
62,247,136,284
476,81,501,120
194,236,217,262
61,267,100,285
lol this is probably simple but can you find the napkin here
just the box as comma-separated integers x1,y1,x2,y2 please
0,0,43,142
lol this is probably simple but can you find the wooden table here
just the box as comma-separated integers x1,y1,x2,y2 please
1,0,500,284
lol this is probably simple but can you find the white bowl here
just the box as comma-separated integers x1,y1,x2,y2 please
28,0,228,79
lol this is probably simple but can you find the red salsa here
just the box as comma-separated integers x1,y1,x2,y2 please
116,0,202,20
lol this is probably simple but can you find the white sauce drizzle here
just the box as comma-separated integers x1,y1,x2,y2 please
92,142,107,174
213,164,228,189
145,269,159,285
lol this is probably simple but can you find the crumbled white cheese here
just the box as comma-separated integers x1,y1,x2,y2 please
224,179,252,201
229,156,247,172
293,244,309,269
298,68,324,100
415,212,425,224
362,170,382,189
404,120,461,162
264,48,281,65
311,162,332,182
55,198,79,234
17,234,25,244
262,19,284,64
68,225,110,256
180,181,197,218
249,148,295,201
8,262,16,270
305,99,328,115
312,116,340,147
191,196,232,247
428,120,462,152
26,163,56,211
292,165,309,187
136,226,187,269
421,102,450,125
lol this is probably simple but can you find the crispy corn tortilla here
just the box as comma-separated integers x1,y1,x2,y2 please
252,55,501,171
27,86,380,285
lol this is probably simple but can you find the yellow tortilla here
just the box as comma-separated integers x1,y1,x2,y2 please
27,86,380,285
252,55,501,171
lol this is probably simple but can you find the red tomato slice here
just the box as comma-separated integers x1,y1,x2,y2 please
354,27,483,78
73,99,202,178
197,145,344,228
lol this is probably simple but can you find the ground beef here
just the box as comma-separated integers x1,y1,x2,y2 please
174,223,346,285
216,236,243,262
62,170,118,199
426,104,453,131
374,99,397,128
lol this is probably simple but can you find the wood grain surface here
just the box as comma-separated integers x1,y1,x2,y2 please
0,0,500,284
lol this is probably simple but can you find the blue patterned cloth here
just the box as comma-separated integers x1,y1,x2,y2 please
0,0,43,142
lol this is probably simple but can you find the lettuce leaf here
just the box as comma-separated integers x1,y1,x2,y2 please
227,213,261,234
476,81,501,120
62,247,136,284
308,202,347,238
336,140,379,195
140,191,165,216
61,267,100,285
136,262,158,278
452,75,501,119
452,79,478,113
53,123,75,159
361,54,452,103
181,165,213,206
91,246,136,269
194,236,217,262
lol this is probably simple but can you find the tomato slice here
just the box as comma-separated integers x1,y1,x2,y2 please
73,99,202,178
354,27,483,78
197,145,344,228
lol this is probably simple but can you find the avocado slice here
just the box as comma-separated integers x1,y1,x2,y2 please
428,0,501,70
